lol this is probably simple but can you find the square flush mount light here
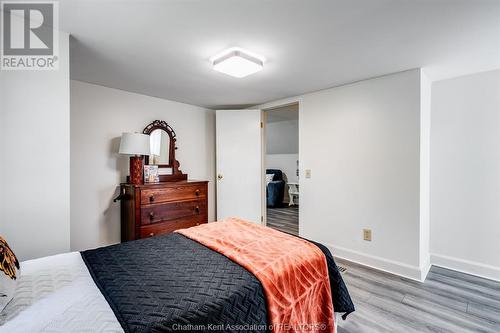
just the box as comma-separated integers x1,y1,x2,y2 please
210,47,265,78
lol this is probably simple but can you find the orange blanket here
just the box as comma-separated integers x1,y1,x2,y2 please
176,217,334,333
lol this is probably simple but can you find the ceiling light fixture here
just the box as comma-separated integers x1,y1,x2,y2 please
210,47,265,78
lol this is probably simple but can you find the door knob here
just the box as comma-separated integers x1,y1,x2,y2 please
217,174,223,180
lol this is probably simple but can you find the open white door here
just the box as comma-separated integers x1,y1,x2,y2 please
216,110,263,223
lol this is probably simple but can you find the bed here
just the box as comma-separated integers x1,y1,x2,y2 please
0,220,354,333
266,169,286,208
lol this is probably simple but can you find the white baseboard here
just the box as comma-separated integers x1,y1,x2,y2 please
430,253,500,282
326,244,429,282
322,244,498,283
419,256,432,281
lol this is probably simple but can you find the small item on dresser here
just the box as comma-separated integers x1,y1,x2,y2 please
118,133,151,185
144,165,159,183
0,236,20,312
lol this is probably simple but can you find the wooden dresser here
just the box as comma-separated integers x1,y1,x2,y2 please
120,180,208,241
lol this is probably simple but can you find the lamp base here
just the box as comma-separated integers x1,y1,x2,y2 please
129,156,144,185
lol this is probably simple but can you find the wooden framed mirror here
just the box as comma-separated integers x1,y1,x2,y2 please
142,120,187,181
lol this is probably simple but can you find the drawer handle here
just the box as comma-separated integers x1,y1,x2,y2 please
149,212,155,220
195,189,200,196
149,232,155,237
194,206,200,214
149,195,155,203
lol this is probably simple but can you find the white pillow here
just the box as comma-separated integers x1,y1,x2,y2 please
266,174,274,185
0,236,20,312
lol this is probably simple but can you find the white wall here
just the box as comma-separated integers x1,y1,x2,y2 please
266,154,299,183
430,70,500,281
0,33,70,261
266,120,298,154
70,80,215,252
258,70,429,281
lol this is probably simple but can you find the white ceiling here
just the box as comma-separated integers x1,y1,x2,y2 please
59,0,500,108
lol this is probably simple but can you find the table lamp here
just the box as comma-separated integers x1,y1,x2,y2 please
119,133,150,184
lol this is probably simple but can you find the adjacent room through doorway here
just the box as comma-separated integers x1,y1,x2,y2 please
264,103,299,235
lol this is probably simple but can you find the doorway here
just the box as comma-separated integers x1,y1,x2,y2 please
264,103,299,235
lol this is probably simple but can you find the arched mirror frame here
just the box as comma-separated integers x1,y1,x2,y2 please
142,120,187,181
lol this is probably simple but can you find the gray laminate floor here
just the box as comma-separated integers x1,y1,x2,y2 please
267,206,299,235
335,258,500,333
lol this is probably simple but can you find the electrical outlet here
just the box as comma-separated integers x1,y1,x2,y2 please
305,169,312,178
363,229,372,241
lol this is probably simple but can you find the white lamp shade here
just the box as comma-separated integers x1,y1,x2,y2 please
119,133,150,155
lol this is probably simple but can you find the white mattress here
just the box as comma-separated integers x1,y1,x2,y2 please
0,252,123,333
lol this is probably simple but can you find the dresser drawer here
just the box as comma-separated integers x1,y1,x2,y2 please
140,217,205,238
120,181,209,242
141,200,206,225
141,184,207,205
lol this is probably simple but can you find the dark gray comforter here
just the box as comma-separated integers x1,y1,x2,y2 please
81,233,354,333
